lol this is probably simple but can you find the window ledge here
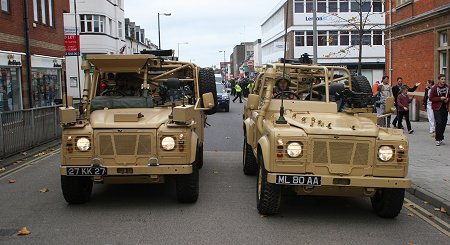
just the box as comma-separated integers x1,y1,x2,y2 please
396,1,412,11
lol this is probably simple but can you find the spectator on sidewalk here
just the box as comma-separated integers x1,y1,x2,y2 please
374,84,387,127
380,76,393,127
372,80,380,95
233,82,243,103
392,77,420,128
430,74,450,146
397,86,415,134
423,80,435,134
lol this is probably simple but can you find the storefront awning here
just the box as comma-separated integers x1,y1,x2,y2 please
87,54,153,73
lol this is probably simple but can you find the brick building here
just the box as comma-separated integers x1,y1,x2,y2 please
0,0,69,111
385,0,450,106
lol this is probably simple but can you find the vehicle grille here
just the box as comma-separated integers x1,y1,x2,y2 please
312,140,369,165
98,133,153,156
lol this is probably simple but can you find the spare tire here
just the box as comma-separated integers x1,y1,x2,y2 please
351,75,372,93
199,68,217,115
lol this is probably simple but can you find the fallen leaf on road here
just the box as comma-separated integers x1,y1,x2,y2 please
21,152,28,156
428,214,434,218
407,213,414,217
434,208,440,211
225,137,231,139
408,204,415,208
439,207,447,213
39,188,49,193
443,179,448,182
17,227,31,236
423,201,428,204
15,160,22,164
213,171,219,174
8,179,16,183
0,167,6,172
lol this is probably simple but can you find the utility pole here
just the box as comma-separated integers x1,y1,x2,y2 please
313,0,318,64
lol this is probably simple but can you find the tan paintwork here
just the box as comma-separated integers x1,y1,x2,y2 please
60,54,211,183
244,64,411,197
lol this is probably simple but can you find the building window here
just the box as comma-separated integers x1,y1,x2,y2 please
340,30,350,45
117,0,122,8
33,0,38,21
329,0,338,12
317,0,326,13
373,0,383,12
306,0,313,13
318,31,327,46
440,52,447,75
118,21,123,38
295,31,305,46
1,0,9,13
329,31,338,46
294,0,304,13
373,30,383,45
340,0,349,12
351,31,371,45
41,0,47,24
306,31,313,46
48,0,53,26
109,18,113,36
33,0,54,26
80,15,106,33
440,31,448,47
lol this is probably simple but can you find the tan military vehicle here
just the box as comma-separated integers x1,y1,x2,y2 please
243,63,411,218
59,51,217,204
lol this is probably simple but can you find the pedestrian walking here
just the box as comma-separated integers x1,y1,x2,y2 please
372,80,380,95
247,80,255,95
374,85,387,127
423,80,435,134
429,74,450,146
380,76,393,127
397,86,415,134
233,82,243,103
392,77,420,128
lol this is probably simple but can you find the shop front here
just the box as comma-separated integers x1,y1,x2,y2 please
0,51,23,112
31,55,63,108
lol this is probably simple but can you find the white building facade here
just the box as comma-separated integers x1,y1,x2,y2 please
64,0,125,99
261,0,386,84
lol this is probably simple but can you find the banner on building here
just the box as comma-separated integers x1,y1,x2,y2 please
64,27,80,56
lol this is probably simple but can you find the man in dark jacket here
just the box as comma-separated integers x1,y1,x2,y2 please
430,74,450,146
392,77,420,127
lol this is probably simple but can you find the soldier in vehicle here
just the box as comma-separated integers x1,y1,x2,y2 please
272,77,296,99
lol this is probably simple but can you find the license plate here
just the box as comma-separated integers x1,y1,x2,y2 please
67,167,107,176
275,175,322,186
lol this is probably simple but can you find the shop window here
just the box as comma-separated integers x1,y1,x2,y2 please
317,0,326,13
318,31,327,46
0,68,22,112
329,0,338,12
373,30,383,45
295,0,304,13
340,30,350,45
1,0,9,13
440,31,448,47
373,0,383,12
329,31,338,46
295,32,305,46
31,69,61,108
340,0,349,12
306,31,313,46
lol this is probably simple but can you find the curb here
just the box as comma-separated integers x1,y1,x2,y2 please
0,140,61,169
407,184,450,216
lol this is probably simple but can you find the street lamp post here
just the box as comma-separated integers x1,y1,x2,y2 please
177,42,188,60
157,13,171,50
219,50,226,79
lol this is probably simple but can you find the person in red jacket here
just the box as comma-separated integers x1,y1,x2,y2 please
397,86,414,134
430,74,450,146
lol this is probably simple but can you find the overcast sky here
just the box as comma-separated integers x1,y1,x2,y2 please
124,0,279,67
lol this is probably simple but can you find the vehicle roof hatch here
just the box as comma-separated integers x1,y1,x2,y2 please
87,54,153,73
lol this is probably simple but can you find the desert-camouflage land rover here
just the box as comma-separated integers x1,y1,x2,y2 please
242,63,411,218
59,51,217,204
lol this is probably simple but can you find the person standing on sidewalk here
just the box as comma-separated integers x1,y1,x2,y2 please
392,77,420,128
233,82,243,103
430,74,450,146
423,80,435,134
374,85,387,127
397,86,415,134
380,76,393,127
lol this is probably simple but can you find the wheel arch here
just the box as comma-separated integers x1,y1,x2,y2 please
257,136,271,171
189,132,199,164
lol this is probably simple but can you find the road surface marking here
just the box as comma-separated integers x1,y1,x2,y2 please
404,198,450,237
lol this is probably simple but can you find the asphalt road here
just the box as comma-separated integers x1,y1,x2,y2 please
1,100,449,244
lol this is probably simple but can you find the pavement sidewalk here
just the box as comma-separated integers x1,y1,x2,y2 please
405,120,450,213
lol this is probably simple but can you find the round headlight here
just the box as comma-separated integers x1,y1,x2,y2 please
378,146,394,162
161,137,175,151
287,142,302,158
76,137,90,151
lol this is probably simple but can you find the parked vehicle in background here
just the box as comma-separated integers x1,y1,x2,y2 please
216,82,230,112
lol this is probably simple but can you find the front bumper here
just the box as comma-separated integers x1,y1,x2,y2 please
267,173,411,189
60,164,193,176
217,99,229,108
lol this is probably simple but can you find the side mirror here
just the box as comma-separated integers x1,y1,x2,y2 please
247,94,260,110
202,92,215,109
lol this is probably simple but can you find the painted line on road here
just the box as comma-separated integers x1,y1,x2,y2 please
0,148,60,180
404,198,450,237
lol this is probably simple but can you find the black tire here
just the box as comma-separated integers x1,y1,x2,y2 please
351,75,372,93
61,176,93,204
199,68,217,115
256,154,281,215
175,163,199,203
371,188,405,218
197,144,204,169
243,138,257,175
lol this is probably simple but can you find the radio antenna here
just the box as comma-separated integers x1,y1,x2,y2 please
276,0,289,125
